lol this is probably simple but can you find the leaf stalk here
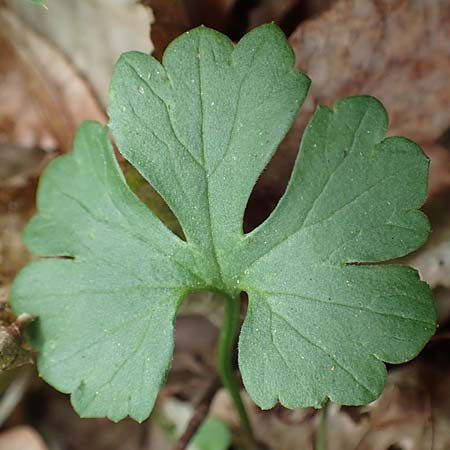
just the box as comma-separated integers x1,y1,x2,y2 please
315,400,329,450
217,295,256,449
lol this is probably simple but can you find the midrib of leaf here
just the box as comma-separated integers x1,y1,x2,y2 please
121,37,281,291
122,60,205,171
240,113,395,273
207,38,266,179
300,108,371,228
256,289,434,326
122,47,233,289
10,25,436,425
78,318,155,417
324,223,418,263
197,34,225,287
195,36,269,288
206,89,243,180
57,188,201,284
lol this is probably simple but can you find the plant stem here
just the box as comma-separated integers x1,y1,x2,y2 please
217,295,255,448
315,401,329,450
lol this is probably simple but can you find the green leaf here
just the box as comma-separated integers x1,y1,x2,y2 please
11,122,199,422
191,418,231,450
30,0,48,9
237,97,435,408
11,24,436,422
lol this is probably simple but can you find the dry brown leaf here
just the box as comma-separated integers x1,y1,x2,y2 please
9,0,154,106
290,0,450,141
144,0,191,60
0,282,33,373
249,0,450,226
433,287,450,324
0,6,106,298
0,211,32,283
427,143,450,198
0,7,106,152
210,389,304,449
406,193,450,291
249,0,332,32
195,0,236,28
356,362,450,450
249,0,300,26
23,384,148,450
0,145,49,187
0,426,48,450
145,0,236,60
0,157,39,284
210,360,450,450
0,326,32,373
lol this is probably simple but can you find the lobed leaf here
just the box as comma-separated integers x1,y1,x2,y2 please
12,123,199,421
11,24,436,421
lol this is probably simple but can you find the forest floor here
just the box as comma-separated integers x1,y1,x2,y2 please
1,1,450,449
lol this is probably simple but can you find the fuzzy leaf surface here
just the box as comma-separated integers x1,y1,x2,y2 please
11,24,436,420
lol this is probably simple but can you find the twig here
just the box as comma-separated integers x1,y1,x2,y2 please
8,313,34,337
173,376,221,450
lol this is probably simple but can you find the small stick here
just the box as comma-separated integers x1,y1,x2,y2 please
173,376,221,450
8,313,34,338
